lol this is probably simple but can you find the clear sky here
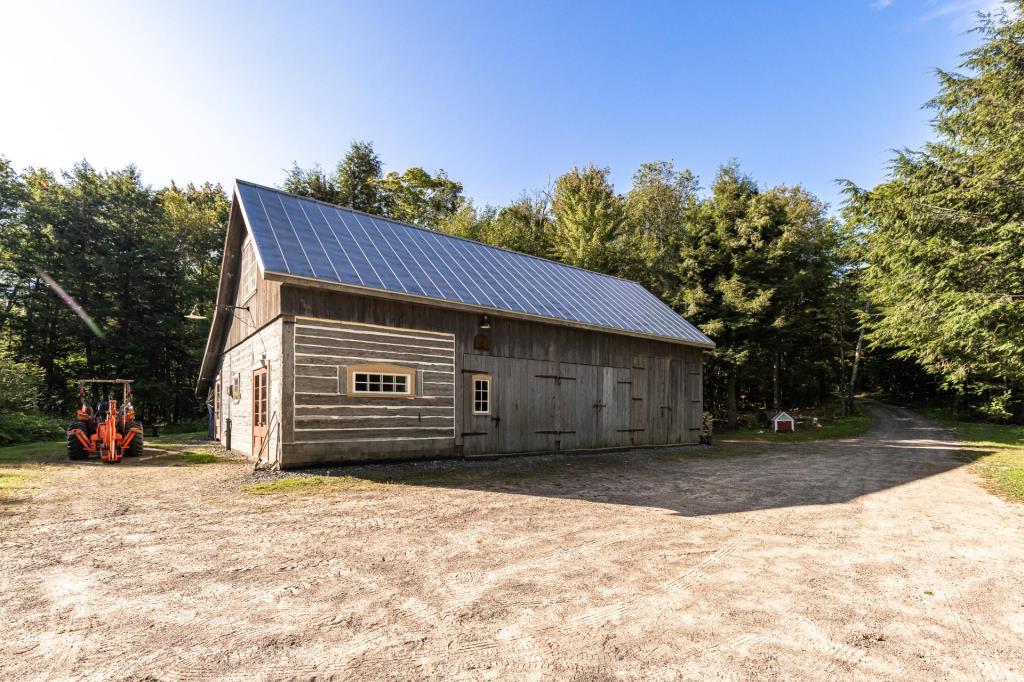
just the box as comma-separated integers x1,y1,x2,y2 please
0,0,1005,214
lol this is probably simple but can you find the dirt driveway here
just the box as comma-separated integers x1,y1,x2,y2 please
1,404,1022,681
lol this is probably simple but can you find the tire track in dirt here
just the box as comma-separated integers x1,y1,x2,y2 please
907,474,1010,682
873,407,1010,682
359,510,772,675
818,441,893,680
325,524,647,667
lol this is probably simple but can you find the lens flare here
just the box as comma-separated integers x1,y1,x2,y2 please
37,271,105,339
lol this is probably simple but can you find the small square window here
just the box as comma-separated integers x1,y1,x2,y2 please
472,375,491,415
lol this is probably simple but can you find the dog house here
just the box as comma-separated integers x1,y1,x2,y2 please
772,411,795,433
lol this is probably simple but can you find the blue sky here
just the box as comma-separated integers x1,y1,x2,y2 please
0,0,1005,214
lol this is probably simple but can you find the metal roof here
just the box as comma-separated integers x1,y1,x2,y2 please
234,180,714,348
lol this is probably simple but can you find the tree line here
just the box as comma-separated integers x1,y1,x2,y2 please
0,4,1021,432
284,147,854,427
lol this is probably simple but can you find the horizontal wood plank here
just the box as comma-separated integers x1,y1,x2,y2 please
295,404,454,417
295,376,339,394
294,334,455,357
294,364,339,378
296,415,454,430
295,322,454,346
293,426,455,441
295,348,453,369
296,394,454,408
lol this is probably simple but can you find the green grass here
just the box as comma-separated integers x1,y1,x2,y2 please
242,475,384,495
0,440,64,466
0,469,38,492
170,451,221,466
917,408,1024,503
716,412,874,444
149,431,208,446
0,440,63,497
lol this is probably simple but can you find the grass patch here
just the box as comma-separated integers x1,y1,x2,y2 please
0,469,38,493
913,407,1024,503
149,431,208,447
0,440,62,498
242,475,384,495
0,440,64,466
944,423,1023,503
171,451,221,466
715,411,874,445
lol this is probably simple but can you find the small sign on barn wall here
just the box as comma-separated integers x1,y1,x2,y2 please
772,411,795,433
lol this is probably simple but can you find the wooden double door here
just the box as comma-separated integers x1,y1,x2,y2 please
461,354,657,456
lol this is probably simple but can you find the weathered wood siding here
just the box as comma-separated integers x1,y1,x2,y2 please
284,317,456,466
278,285,704,466
215,318,283,463
459,354,700,455
222,234,282,351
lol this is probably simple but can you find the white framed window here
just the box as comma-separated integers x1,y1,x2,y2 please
472,374,491,415
346,363,416,397
353,372,410,394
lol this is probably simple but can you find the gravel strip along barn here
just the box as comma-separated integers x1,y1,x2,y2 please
196,181,714,468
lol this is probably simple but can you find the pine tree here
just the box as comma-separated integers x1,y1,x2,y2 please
621,161,697,297
550,164,624,271
336,141,384,213
845,4,1024,419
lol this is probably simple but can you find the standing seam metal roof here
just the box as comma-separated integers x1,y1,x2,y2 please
234,180,714,348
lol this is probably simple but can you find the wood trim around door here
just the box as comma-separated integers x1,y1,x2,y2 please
214,379,221,440
252,367,268,458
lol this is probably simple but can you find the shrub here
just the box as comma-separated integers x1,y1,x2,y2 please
977,390,1014,423
0,412,65,446
0,355,44,414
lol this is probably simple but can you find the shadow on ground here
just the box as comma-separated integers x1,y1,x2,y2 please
298,402,989,517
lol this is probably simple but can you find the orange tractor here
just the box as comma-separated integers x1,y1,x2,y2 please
67,379,144,463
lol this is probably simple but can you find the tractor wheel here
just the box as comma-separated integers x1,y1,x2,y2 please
67,423,88,460
123,421,144,457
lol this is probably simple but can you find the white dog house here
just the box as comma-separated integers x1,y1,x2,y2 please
772,411,795,433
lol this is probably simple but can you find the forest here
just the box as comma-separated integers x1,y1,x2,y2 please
0,7,1021,443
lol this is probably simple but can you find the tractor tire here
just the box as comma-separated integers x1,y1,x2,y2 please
123,421,144,457
67,423,88,460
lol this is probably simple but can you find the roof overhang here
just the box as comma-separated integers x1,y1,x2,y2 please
195,196,247,396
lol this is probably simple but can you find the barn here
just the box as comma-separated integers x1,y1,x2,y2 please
196,181,714,468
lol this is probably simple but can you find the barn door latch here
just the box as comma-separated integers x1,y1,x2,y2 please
535,374,576,385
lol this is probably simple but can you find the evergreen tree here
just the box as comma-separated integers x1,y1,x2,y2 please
550,164,624,271
282,163,341,204
621,161,697,297
336,140,384,213
1,160,227,419
677,164,842,425
844,4,1024,419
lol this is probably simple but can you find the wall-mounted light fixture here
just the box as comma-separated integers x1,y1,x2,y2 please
479,314,491,331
